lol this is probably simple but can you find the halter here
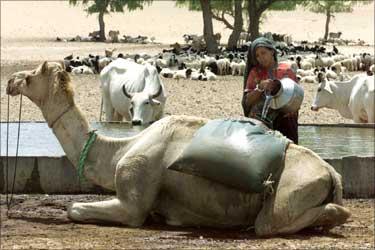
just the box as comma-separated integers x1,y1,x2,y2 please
48,105,73,128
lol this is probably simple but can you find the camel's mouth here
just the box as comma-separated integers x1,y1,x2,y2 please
6,78,22,96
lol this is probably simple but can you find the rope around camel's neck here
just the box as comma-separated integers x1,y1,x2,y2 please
47,104,126,190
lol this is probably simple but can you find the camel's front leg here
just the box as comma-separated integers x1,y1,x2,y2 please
114,154,163,226
68,153,163,226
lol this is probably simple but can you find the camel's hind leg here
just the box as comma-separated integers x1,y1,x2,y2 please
256,202,350,235
254,145,350,236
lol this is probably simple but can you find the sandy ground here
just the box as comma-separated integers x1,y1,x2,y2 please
1,2,374,249
0,195,373,249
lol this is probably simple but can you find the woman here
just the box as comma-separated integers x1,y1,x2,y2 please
242,37,299,144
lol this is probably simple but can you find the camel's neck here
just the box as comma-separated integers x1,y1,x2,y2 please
49,105,129,190
50,105,90,165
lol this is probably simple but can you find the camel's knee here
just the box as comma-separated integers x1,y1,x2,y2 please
254,203,351,236
312,203,351,228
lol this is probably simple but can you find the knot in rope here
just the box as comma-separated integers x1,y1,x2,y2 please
263,173,275,196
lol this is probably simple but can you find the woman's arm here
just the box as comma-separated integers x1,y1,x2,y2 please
243,69,265,114
244,87,264,109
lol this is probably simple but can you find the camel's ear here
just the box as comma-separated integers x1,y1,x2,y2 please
57,71,69,85
41,61,48,74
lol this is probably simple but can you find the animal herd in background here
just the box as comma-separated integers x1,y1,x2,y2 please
62,34,375,124
57,30,153,44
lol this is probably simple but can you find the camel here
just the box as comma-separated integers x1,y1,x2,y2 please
6,61,351,236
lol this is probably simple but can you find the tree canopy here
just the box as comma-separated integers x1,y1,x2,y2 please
69,0,152,41
176,0,300,47
301,0,372,41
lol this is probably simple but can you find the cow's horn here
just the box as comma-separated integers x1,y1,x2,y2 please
151,85,162,99
122,85,133,98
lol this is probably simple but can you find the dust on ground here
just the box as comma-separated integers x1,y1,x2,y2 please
1,195,374,250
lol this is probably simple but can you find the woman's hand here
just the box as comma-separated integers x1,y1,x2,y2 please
259,79,281,95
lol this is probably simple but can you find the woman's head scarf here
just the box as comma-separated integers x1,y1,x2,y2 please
248,37,278,68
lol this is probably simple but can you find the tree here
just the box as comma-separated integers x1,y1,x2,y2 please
211,0,299,44
210,0,244,49
176,0,219,53
177,0,299,47
301,0,371,41
227,0,244,49
200,0,219,53
245,0,300,41
69,0,152,42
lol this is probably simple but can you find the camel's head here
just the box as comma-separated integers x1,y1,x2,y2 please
6,61,74,107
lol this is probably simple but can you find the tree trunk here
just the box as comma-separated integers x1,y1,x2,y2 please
227,0,243,50
200,0,219,54
323,7,331,41
98,11,106,42
248,0,261,41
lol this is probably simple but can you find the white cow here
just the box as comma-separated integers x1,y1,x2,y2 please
311,73,374,123
100,58,167,125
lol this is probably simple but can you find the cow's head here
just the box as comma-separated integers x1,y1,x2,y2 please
311,79,334,111
122,85,163,125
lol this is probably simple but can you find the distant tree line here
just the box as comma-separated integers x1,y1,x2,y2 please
69,0,372,53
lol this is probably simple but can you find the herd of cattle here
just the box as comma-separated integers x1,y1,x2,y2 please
62,40,375,125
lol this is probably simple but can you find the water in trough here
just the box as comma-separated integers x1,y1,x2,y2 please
1,122,374,159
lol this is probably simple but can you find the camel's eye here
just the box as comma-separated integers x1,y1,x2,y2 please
317,87,322,92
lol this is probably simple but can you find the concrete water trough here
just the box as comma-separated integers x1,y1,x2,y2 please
1,122,374,198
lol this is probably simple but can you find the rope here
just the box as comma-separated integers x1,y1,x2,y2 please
99,97,103,122
5,95,10,207
78,130,97,181
5,94,23,213
262,173,275,201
